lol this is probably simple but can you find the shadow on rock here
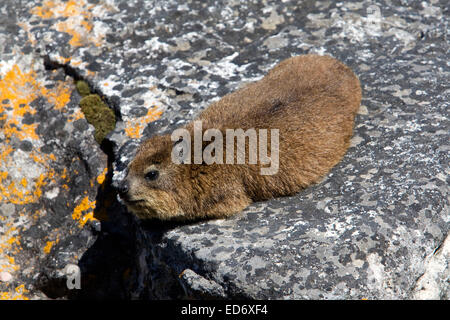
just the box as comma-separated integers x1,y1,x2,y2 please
69,139,137,299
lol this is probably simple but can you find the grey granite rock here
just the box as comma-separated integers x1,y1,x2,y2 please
113,0,447,299
0,0,108,299
0,0,133,299
1,0,448,299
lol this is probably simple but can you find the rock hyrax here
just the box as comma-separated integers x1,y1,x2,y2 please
118,55,362,221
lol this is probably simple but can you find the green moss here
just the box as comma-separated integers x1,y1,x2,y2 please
79,94,116,144
76,80,91,97
75,79,116,144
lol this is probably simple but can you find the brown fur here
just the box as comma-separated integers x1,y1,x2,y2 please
120,55,362,221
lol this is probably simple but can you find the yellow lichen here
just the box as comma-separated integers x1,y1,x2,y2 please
0,285,30,300
29,0,107,48
96,167,108,185
0,64,71,143
0,65,39,142
68,109,85,122
0,4,114,299
42,81,72,110
0,224,21,275
72,196,97,227
0,63,74,206
43,241,54,254
125,106,163,139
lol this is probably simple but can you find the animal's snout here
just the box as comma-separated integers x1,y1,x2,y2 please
117,180,129,197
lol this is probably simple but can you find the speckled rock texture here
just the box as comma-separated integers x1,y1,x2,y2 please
0,0,133,299
1,0,448,299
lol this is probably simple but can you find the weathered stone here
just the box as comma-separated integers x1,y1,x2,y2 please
0,0,124,299
1,0,448,299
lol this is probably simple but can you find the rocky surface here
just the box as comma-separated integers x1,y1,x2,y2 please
0,0,448,299
0,0,134,299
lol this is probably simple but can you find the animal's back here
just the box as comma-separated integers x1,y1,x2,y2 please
198,55,361,130
198,54,362,200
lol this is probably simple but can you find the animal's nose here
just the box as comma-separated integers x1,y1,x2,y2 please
117,181,129,196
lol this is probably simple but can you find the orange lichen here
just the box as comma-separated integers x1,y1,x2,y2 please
53,55,71,65
19,124,39,140
0,61,77,206
3,163,46,205
30,0,56,19
72,196,97,227
125,106,163,139
96,167,108,185
43,241,54,254
0,224,21,275
0,64,39,109
0,64,71,144
0,285,30,300
61,168,67,180
42,81,71,110
43,237,60,255
29,0,106,48
68,109,85,122
0,176,30,205
0,55,72,202
86,70,96,77
0,54,86,295
0,65,39,142
0,3,114,298
124,126,139,139
20,178,28,188
0,149,60,204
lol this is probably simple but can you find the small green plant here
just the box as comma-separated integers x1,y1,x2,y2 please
76,80,116,144
75,80,91,97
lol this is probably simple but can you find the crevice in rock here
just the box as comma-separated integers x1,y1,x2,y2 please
43,55,123,123
42,54,120,164
39,54,137,299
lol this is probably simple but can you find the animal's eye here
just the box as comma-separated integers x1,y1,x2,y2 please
145,170,159,181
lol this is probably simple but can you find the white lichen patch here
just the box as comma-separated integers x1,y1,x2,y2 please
261,8,285,30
